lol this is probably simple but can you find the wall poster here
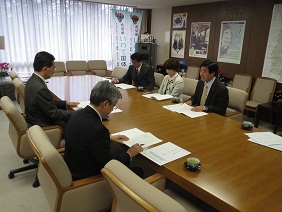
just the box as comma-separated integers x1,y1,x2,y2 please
217,21,246,64
111,10,142,68
172,13,187,29
171,30,186,58
189,22,211,58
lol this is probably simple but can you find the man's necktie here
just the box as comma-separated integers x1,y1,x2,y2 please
135,68,138,77
200,85,208,106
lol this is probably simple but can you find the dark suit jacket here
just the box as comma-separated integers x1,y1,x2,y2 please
24,73,74,129
189,78,229,116
118,63,155,91
64,106,130,180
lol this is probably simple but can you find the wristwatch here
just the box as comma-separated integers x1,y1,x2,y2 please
203,106,208,112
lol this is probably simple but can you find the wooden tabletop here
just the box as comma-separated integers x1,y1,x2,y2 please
48,75,282,211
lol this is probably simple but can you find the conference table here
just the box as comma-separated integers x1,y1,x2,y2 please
48,75,282,211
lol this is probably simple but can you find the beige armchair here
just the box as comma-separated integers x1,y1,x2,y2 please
12,78,25,114
102,160,203,212
53,61,67,77
154,72,164,88
226,87,248,122
182,78,198,102
0,96,63,187
9,71,20,102
245,77,277,114
186,66,199,79
87,60,108,77
232,73,252,96
8,70,19,80
27,125,112,212
111,66,127,79
66,60,88,76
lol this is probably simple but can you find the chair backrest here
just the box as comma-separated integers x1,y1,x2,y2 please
12,78,25,113
53,61,66,77
186,66,199,79
111,66,127,79
87,60,107,77
27,125,72,211
226,87,248,122
9,70,19,80
101,160,187,212
27,125,112,212
182,78,198,102
154,72,164,88
66,61,88,76
232,73,252,95
250,77,277,103
0,96,33,158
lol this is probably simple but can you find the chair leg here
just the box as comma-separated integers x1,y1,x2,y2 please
33,174,40,188
23,159,29,164
8,158,38,179
8,163,38,179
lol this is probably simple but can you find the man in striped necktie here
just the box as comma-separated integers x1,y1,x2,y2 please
185,59,229,116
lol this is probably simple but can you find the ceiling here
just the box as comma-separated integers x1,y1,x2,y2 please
84,0,227,9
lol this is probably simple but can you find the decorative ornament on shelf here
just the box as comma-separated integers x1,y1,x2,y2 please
0,62,9,77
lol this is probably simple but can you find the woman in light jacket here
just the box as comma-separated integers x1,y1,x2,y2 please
158,58,184,99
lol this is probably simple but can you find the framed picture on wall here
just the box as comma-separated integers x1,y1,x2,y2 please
171,30,186,58
189,22,211,58
172,13,187,29
217,20,246,64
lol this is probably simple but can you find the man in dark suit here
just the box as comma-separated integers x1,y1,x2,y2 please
111,52,155,91
25,51,78,136
185,59,229,116
64,81,143,181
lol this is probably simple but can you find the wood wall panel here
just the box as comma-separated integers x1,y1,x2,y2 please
171,0,282,91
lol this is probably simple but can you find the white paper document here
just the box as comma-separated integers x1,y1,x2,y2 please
115,83,136,89
245,132,282,151
141,142,190,166
78,101,90,109
77,101,122,113
163,103,208,118
142,93,173,101
112,128,162,148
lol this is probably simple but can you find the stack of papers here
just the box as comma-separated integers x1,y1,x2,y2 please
142,93,173,101
245,132,282,151
163,103,208,118
77,101,90,109
141,142,190,166
115,83,136,89
77,101,122,113
112,128,162,148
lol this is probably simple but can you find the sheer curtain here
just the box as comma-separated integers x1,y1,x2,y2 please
0,0,132,76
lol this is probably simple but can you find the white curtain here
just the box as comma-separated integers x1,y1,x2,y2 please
0,0,132,76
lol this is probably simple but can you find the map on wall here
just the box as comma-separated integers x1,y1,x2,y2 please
262,4,282,83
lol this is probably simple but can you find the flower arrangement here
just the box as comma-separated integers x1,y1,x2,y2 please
0,62,9,77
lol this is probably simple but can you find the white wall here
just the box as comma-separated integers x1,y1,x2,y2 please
151,7,172,66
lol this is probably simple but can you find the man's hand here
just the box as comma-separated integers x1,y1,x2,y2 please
111,78,118,84
191,106,204,112
185,100,192,106
110,134,129,144
127,143,143,157
67,102,80,107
